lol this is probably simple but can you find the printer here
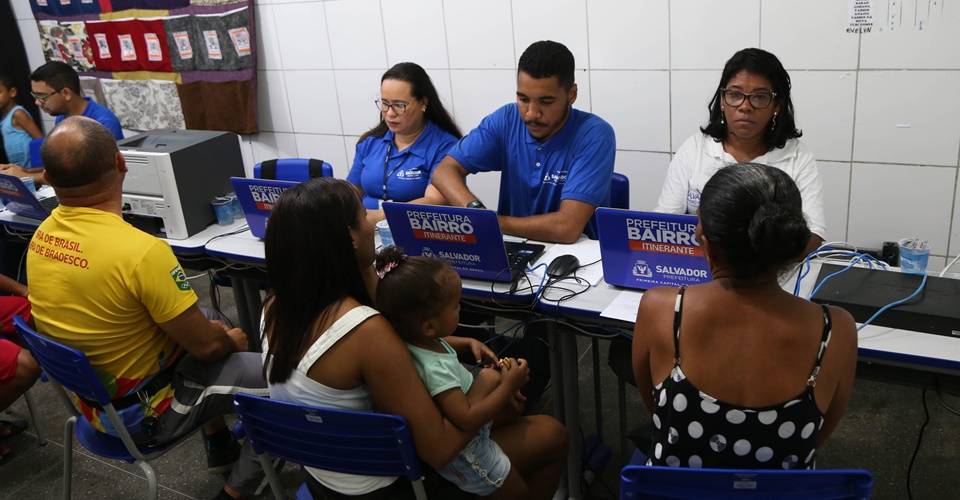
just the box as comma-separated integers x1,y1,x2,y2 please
117,130,245,239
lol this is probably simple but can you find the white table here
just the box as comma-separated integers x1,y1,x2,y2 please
204,233,960,499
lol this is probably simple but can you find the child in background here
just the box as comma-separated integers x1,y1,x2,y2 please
0,74,43,167
375,246,532,499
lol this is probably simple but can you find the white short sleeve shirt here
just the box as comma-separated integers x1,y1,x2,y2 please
655,133,827,239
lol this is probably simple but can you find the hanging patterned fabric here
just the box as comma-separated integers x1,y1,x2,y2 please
188,0,245,6
109,0,189,10
163,15,198,72
101,78,185,131
30,0,101,17
192,8,252,71
177,79,255,134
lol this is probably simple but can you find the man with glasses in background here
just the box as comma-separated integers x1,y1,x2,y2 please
1,61,123,184
431,40,616,244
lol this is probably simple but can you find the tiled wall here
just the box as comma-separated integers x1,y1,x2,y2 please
13,0,960,267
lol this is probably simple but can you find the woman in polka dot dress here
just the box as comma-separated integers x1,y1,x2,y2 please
632,163,858,470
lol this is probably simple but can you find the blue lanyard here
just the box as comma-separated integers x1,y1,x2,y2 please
381,142,409,201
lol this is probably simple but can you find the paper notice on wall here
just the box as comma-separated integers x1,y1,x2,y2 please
862,0,948,32
848,0,874,33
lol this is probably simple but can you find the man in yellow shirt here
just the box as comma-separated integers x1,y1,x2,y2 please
26,117,266,499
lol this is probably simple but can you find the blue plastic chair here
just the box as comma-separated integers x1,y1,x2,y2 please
233,393,427,500
611,172,630,210
13,316,199,500
620,451,873,499
254,158,334,181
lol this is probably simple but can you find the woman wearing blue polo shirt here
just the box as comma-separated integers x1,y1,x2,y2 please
348,62,462,223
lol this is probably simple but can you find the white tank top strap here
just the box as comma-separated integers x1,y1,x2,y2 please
296,305,379,373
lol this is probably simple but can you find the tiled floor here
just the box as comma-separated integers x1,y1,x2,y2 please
2,270,959,499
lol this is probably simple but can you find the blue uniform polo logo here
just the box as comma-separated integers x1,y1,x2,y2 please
686,188,701,213
396,168,425,180
542,170,569,186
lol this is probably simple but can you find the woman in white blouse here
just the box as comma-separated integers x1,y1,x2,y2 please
656,48,826,252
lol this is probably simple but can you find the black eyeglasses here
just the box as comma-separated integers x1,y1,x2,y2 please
374,99,409,114
721,89,777,109
31,88,63,103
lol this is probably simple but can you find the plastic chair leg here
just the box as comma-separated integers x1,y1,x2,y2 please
23,389,46,446
618,377,628,466
259,453,285,500
136,460,159,499
62,416,75,500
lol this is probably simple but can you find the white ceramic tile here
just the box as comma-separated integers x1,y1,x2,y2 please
249,133,300,164
848,163,955,254
512,0,589,68
345,135,360,168
294,134,349,178
238,137,255,177
12,0,33,20
853,71,960,166
760,0,859,70
591,70,670,151
272,3,332,70
790,71,856,162
284,70,341,134
443,0,515,69
335,69,386,136
613,151,671,211
817,161,851,243
587,0,669,69
17,20,45,72
860,0,960,69
325,0,387,69
671,0,760,69
254,4,283,71
951,174,960,257
573,69,591,112
257,70,294,133
382,0,448,68
449,69,516,133
670,70,722,152
924,256,950,274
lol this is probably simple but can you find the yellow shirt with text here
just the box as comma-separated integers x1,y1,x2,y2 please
26,206,196,431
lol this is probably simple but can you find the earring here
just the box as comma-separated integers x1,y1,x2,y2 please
770,113,778,131
720,109,725,125
422,107,427,112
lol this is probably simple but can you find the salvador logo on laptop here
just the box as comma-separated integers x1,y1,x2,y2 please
598,209,711,289
407,209,477,244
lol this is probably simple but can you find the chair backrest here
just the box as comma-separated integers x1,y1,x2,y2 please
234,393,423,481
611,172,630,210
254,158,333,181
621,465,873,499
14,316,112,405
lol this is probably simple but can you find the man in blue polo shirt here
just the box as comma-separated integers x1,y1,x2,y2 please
0,62,123,184
432,40,615,244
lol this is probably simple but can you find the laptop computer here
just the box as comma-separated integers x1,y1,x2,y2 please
596,208,711,289
231,177,298,239
0,173,59,220
382,202,545,284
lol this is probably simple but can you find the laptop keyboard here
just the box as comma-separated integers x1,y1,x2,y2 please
39,196,59,212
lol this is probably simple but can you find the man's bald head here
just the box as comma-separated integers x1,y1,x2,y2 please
41,116,119,189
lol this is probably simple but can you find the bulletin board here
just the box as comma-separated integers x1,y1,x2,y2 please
30,0,258,134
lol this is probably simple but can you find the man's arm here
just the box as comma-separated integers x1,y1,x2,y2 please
0,274,28,297
0,165,45,186
157,304,246,361
498,199,595,244
431,156,480,208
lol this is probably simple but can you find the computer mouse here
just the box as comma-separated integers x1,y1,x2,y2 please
547,254,580,279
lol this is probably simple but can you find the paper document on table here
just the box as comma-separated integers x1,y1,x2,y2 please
600,289,643,323
529,238,604,286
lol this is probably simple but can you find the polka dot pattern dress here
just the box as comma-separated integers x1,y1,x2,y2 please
648,287,831,470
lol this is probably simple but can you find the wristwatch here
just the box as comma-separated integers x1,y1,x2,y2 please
466,200,486,209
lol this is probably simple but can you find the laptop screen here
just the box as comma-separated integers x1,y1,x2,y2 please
382,202,514,281
0,174,50,220
596,208,711,289
231,177,297,239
